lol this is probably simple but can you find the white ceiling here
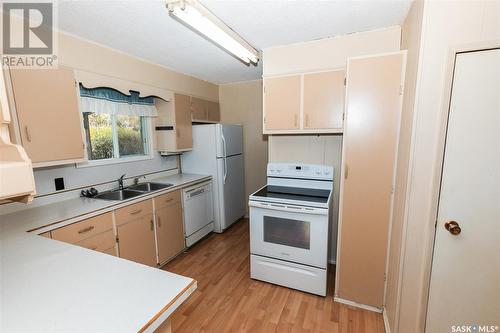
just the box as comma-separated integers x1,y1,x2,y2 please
58,0,412,84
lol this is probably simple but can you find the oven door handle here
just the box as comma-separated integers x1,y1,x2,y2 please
249,201,328,216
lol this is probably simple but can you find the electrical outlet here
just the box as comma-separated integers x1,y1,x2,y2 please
54,178,65,191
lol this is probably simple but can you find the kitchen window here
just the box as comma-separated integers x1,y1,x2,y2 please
78,85,157,166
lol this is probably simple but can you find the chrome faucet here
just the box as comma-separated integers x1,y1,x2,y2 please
118,174,126,190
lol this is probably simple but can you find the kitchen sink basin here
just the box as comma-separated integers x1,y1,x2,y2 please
126,182,173,192
94,189,144,201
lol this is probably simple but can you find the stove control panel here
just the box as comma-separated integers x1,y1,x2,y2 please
267,163,334,180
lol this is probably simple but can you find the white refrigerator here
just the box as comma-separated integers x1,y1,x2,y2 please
181,124,245,233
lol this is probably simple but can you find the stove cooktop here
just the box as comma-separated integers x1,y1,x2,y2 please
251,185,330,204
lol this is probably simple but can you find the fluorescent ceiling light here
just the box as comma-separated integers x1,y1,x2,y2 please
166,0,259,66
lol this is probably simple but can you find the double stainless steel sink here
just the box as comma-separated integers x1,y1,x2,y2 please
94,182,173,201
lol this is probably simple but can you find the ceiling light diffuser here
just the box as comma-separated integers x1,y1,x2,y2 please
166,0,259,66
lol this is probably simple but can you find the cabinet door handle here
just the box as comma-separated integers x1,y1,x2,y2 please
150,219,154,231
78,226,94,234
24,126,32,142
165,198,174,203
130,209,142,215
157,215,161,228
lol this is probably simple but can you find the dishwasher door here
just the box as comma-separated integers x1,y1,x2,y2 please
183,181,214,245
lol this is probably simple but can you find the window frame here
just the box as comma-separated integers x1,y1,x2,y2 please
77,113,155,169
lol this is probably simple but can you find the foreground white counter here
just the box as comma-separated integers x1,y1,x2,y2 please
0,173,210,332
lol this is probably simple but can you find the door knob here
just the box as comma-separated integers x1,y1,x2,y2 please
445,221,461,235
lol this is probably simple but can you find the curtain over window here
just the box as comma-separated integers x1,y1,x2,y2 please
79,84,157,117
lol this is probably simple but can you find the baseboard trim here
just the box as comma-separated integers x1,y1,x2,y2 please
382,307,391,333
334,297,383,313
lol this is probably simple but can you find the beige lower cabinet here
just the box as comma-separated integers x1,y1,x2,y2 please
52,212,116,255
337,52,406,308
154,190,185,264
39,189,190,265
115,199,157,267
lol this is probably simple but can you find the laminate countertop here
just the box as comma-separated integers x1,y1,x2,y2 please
0,173,211,333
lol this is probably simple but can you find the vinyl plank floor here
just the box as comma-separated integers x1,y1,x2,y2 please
163,219,384,333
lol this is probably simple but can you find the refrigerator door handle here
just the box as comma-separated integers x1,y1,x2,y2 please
221,132,228,184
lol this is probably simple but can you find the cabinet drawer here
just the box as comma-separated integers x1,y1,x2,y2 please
103,247,117,256
154,190,181,210
52,212,113,244
75,230,115,253
115,199,153,226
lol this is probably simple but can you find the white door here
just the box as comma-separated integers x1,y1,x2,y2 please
426,49,500,333
216,154,245,230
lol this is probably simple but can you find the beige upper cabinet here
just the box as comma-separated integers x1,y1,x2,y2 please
9,67,85,166
115,200,157,267
263,71,345,134
154,190,185,264
191,97,207,121
263,75,301,132
336,52,406,308
303,70,345,130
155,94,192,153
207,101,220,122
191,97,220,123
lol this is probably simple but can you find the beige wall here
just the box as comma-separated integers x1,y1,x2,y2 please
59,32,218,101
263,26,401,76
268,135,342,262
385,1,424,332
219,80,268,214
396,1,500,332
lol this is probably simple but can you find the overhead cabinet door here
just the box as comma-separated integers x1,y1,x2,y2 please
337,52,405,308
174,94,193,150
9,68,85,165
191,97,207,121
263,75,301,131
303,70,345,131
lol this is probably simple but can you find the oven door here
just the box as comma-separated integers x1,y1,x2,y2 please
249,200,329,269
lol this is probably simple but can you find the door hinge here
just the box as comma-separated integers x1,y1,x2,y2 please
399,85,404,95
342,113,345,121
115,236,119,243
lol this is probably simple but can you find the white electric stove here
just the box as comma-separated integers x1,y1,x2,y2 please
249,163,334,296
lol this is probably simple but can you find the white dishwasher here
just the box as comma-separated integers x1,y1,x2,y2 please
183,181,214,247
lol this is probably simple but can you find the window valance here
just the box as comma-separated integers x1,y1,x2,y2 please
79,84,157,117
